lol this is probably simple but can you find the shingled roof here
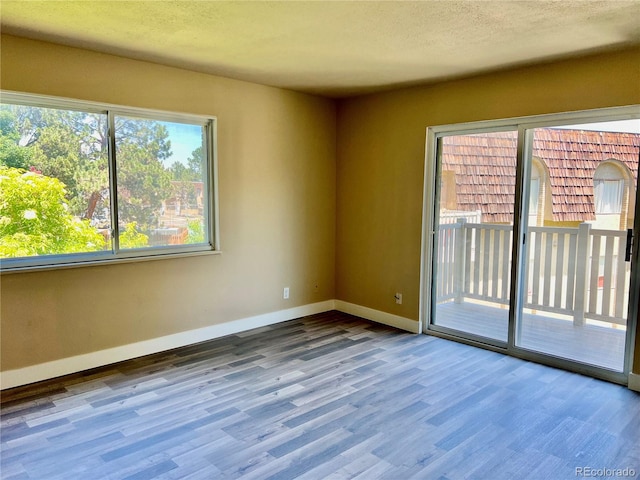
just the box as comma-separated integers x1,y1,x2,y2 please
441,128,640,223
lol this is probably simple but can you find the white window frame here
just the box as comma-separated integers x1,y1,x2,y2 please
0,91,220,273
594,178,624,214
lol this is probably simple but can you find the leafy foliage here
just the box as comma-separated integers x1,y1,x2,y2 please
169,146,204,181
31,111,110,220
115,117,173,228
0,166,106,257
0,109,33,170
0,106,176,230
0,103,207,258
186,218,206,244
169,145,205,213
119,221,149,249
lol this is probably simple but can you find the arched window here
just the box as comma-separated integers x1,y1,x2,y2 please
593,160,632,230
594,162,624,214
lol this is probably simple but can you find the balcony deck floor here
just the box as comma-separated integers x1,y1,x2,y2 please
434,301,627,371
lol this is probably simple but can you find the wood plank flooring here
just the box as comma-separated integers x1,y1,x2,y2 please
1,311,639,480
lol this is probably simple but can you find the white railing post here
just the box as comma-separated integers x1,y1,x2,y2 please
573,222,591,326
454,218,466,303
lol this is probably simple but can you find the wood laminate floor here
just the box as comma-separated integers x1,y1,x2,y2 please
1,311,639,480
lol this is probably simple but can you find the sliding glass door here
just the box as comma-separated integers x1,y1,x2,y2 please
431,130,518,344
516,121,638,372
425,109,640,381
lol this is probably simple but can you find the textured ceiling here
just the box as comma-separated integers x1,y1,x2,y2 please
1,1,639,97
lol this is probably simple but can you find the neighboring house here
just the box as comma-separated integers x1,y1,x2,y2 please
440,128,640,230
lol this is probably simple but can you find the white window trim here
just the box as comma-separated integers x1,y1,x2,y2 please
0,91,221,273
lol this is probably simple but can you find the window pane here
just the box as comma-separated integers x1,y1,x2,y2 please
529,178,540,214
1,93,215,270
594,179,624,214
0,104,110,259
114,115,208,249
432,130,518,343
517,122,638,371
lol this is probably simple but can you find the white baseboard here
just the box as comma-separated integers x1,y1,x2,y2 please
0,299,420,390
9,298,633,391
334,300,420,333
0,300,336,390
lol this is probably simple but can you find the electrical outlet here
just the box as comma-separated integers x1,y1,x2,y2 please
283,287,290,299
395,293,403,305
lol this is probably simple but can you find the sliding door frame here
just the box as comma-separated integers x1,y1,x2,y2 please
427,125,519,349
420,105,640,385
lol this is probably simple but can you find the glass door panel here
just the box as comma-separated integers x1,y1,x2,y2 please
516,120,639,371
432,131,518,343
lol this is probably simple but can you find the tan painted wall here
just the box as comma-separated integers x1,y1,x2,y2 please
0,35,337,371
2,35,640,378
335,48,640,371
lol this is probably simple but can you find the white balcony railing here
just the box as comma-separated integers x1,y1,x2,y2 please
435,220,631,326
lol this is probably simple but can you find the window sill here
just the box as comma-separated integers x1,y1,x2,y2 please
0,249,222,274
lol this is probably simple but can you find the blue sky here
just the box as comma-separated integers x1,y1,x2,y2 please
160,121,203,167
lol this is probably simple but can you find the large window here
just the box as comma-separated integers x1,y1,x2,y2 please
0,92,217,271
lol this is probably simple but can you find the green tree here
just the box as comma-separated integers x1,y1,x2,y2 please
187,146,203,174
119,221,149,249
0,105,174,231
116,119,173,228
186,218,205,244
31,117,109,219
0,166,106,257
169,160,192,182
169,146,204,182
0,109,33,170
169,145,204,212
0,105,110,221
